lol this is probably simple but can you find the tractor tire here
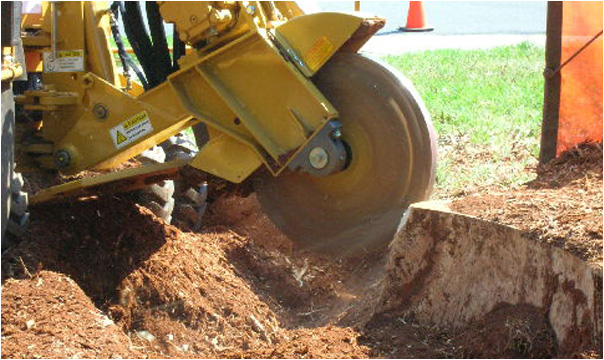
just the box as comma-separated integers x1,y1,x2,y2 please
161,132,208,230
136,146,176,224
2,82,29,253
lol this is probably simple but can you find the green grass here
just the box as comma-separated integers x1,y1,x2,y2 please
382,42,545,198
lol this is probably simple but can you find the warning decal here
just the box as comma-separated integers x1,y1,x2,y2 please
110,111,153,149
304,36,335,72
43,50,85,73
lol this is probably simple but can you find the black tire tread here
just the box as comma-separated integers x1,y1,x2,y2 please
135,146,175,224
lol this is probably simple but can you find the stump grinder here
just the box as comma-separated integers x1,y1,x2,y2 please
1,1,437,253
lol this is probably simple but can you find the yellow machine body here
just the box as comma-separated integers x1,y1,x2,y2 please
17,1,382,190
8,1,438,252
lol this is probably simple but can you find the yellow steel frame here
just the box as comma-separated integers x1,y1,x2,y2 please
18,1,379,188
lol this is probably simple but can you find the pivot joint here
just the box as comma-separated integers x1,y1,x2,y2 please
287,121,347,176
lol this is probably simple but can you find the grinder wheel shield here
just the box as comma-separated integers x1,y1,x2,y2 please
254,53,437,254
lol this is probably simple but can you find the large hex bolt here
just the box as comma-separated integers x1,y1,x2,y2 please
308,147,329,170
92,103,109,120
54,150,71,168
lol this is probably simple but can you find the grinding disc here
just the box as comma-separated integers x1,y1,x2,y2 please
254,53,437,254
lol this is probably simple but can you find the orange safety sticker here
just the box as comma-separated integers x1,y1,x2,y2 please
304,36,335,72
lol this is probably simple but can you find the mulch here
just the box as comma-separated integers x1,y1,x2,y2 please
1,143,601,359
451,142,603,266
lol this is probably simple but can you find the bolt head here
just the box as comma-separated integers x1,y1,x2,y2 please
308,147,329,170
92,103,108,119
54,150,71,168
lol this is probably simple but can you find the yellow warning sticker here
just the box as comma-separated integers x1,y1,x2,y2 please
110,111,153,149
43,50,85,73
304,36,335,72
115,131,128,145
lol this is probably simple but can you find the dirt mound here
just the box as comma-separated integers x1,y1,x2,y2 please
0,192,484,359
1,194,377,358
2,195,171,306
451,142,603,266
1,271,139,359
106,230,290,358
2,144,602,358
205,193,293,252
531,142,603,189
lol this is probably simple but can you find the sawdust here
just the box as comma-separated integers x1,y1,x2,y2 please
1,271,140,359
0,193,381,358
1,143,602,358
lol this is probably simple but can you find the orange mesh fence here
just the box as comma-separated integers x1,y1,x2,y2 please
557,1,603,155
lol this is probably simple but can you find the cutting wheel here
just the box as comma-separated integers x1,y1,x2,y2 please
254,53,437,254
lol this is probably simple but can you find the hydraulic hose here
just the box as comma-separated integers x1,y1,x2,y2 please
121,1,160,87
145,1,171,82
114,1,183,90
109,2,149,89
172,28,185,72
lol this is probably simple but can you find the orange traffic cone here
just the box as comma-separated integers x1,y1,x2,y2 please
399,1,434,32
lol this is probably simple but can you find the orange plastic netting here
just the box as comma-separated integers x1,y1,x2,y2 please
557,1,603,154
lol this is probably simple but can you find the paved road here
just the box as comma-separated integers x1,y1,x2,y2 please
306,1,547,55
135,2,547,37
127,1,547,55
313,1,547,35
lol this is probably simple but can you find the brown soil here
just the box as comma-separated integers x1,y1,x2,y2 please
1,271,141,359
2,144,601,359
451,142,603,267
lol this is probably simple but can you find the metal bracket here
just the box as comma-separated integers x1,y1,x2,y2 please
16,87,78,111
287,120,346,177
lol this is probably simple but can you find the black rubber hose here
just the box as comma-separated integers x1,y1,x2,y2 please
125,56,149,90
122,1,160,87
109,2,149,89
109,3,129,73
172,27,186,72
146,1,171,82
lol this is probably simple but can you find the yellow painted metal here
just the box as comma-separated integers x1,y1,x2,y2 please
25,2,117,83
1,45,23,81
83,2,120,86
274,12,365,75
159,2,238,45
21,2,50,29
273,2,305,19
175,31,339,167
190,128,263,183
21,2,51,47
119,74,144,96
30,158,188,205
19,1,381,194
26,26,342,180
1,63,23,82
47,73,194,173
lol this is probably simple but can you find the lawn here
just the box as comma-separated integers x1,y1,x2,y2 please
381,42,545,198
